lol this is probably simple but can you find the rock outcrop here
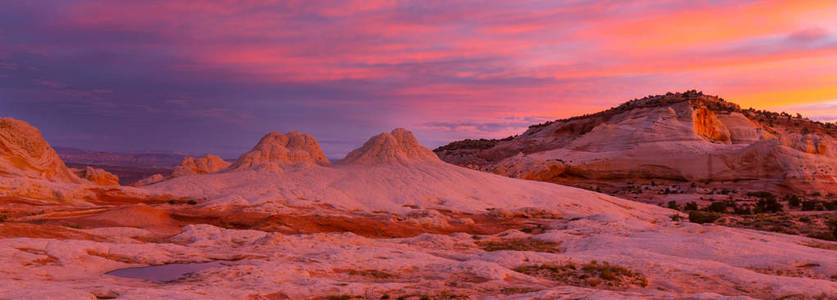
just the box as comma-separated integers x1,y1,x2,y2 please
338,128,439,165
74,166,119,186
0,118,80,183
227,132,329,170
132,174,165,187
692,106,731,143
435,91,837,194
171,154,230,177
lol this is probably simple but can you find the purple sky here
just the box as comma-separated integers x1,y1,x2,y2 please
2,1,836,158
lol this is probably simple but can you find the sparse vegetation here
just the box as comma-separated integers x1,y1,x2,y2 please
755,197,783,213
689,211,721,224
514,260,648,289
704,201,729,213
684,201,698,211
344,269,396,279
802,200,824,211
827,217,837,241
500,287,541,295
314,296,361,300
477,238,561,253
784,195,802,208
433,136,516,152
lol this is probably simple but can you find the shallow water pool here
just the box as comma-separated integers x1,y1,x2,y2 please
106,261,227,283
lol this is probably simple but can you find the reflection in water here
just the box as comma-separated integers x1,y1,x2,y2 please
106,261,227,283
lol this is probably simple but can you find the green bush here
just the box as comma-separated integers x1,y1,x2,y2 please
684,201,698,211
667,201,680,210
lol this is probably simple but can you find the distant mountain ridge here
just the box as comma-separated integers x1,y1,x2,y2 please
54,147,196,168
435,90,837,195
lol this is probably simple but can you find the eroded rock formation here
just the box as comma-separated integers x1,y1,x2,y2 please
171,154,231,177
338,128,440,165
227,132,329,170
74,166,120,186
0,118,80,183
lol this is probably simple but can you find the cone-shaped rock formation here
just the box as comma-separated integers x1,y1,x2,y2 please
338,128,439,165
228,132,329,170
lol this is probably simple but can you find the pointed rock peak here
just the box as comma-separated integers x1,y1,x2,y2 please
227,131,329,171
0,118,80,183
339,128,440,165
172,154,231,177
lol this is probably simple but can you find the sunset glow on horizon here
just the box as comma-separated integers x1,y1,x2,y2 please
2,0,836,157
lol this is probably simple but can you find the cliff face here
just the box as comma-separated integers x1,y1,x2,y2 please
692,106,730,143
435,92,837,194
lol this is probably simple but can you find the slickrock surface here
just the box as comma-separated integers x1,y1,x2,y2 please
1,123,835,299
435,91,837,195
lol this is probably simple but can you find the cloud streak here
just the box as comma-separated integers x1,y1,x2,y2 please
1,0,836,157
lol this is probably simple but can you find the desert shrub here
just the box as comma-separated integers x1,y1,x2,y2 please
500,287,541,295
315,295,360,300
684,201,699,211
755,197,783,213
828,217,837,240
514,260,647,289
345,269,396,279
784,195,802,208
801,200,823,211
733,205,752,215
747,192,775,200
689,211,721,224
824,201,837,211
704,201,728,213
667,201,680,210
477,238,561,253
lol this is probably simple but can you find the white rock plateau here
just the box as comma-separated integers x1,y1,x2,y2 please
0,121,835,299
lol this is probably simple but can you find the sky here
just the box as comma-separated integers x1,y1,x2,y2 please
1,0,837,158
